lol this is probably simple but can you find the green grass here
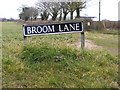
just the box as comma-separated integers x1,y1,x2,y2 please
0,22,2,89
89,30,119,35
2,22,119,88
86,31,118,55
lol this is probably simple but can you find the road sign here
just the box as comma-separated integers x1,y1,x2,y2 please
22,21,85,48
23,21,83,36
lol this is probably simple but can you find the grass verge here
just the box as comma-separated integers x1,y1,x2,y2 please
2,22,119,88
86,31,118,55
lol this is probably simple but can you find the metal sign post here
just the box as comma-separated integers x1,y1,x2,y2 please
81,32,85,48
24,36,27,45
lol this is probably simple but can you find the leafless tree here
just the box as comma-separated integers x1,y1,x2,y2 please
36,2,49,20
35,0,90,21
47,2,61,20
68,1,76,20
36,1,61,20
29,7,39,20
60,2,70,20
75,0,86,18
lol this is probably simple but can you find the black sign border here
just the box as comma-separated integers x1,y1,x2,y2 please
23,21,84,36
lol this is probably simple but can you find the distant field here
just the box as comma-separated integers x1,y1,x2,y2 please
2,22,118,88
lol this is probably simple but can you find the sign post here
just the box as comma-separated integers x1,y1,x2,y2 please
24,36,27,45
23,21,85,48
81,32,85,48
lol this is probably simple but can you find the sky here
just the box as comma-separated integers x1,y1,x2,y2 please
0,0,119,21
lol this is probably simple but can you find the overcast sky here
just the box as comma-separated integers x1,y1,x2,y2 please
0,0,119,21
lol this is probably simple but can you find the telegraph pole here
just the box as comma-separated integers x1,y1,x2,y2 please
99,0,101,21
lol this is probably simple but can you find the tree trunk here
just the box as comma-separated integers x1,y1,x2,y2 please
76,8,80,18
34,17,37,20
25,16,29,21
52,14,57,21
52,12,58,20
45,15,49,20
30,17,32,21
59,13,62,21
41,14,44,20
63,13,67,20
70,11,73,20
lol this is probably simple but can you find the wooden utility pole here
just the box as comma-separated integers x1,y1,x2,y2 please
99,0,101,21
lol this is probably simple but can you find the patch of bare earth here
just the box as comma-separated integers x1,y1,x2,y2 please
84,40,103,50
67,40,103,50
